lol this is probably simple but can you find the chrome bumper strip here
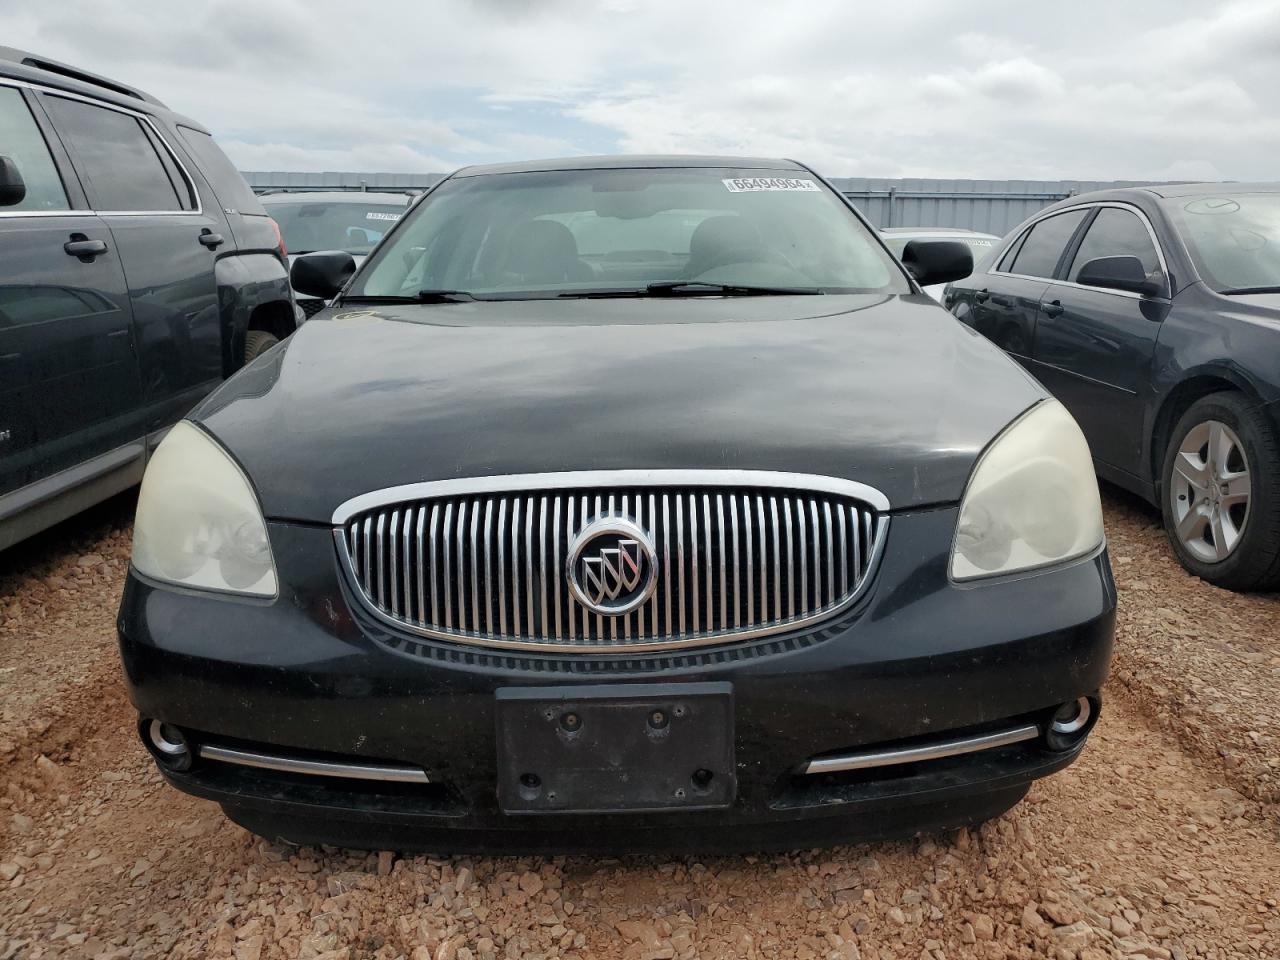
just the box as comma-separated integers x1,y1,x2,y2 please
801,723,1041,775
199,745,430,784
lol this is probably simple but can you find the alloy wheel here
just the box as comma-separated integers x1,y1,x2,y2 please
1169,419,1252,563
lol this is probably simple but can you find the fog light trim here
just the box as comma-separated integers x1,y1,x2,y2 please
1051,697,1093,735
198,744,431,784
801,723,1041,775
148,719,188,756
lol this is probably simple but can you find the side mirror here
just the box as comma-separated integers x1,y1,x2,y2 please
291,250,357,300
0,156,26,207
900,239,973,288
1076,256,1164,297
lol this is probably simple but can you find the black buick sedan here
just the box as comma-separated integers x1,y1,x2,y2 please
947,184,1280,590
118,156,1115,853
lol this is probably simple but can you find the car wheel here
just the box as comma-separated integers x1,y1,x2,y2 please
243,330,280,365
1160,391,1280,590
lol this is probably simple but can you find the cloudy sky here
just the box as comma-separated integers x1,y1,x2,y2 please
2,0,1277,181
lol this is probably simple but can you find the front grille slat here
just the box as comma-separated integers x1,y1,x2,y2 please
469,500,482,634
743,495,753,628
510,498,522,639
375,513,387,609
729,495,740,630
539,496,550,641
553,496,564,640
808,499,819,611
676,494,686,636
442,503,454,630
769,496,781,624
564,496,574,642
837,501,847,597
340,476,885,653
415,507,427,627
428,506,440,626
823,500,835,609
851,503,862,586
363,519,373,601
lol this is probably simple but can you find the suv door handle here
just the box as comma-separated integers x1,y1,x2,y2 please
973,288,990,303
64,236,108,261
1042,299,1065,318
198,229,225,249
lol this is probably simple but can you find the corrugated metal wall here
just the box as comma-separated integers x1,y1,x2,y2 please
240,171,1158,237
835,177,1159,235
243,171,444,193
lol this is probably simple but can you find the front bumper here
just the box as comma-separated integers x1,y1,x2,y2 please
117,506,1116,852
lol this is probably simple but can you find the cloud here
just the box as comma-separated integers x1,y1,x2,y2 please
1,0,1277,181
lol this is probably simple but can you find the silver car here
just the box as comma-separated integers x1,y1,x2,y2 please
881,227,1000,301
260,191,413,318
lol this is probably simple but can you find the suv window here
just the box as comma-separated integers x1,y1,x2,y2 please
177,127,267,216
42,95,183,211
0,86,69,211
1069,207,1160,280
1008,210,1088,279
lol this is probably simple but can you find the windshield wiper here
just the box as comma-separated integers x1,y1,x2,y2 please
1219,285,1280,295
644,281,824,296
341,290,477,304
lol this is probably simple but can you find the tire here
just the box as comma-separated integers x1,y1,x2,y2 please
243,330,279,365
1159,391,1280,590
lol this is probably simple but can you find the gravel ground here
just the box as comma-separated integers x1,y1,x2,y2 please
1,487,1278,960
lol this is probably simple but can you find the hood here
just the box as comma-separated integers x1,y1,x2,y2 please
194,294,1046,522
1221,291,1280,315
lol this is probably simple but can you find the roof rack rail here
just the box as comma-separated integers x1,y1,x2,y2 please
0,47,164,107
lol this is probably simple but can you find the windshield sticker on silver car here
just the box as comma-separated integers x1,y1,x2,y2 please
722,177,820,193
366,212,401,221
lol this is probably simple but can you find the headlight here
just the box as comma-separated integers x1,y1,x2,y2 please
951,400,1104,581
131,421,277,597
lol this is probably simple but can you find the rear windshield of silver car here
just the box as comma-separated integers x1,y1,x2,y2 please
269,201,406,256
353,167,911,299
881,235,996,257
1162,193,1280,294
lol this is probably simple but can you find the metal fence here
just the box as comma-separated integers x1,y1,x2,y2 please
240,170,1161,237
834,177,1160,235
243,171,442,195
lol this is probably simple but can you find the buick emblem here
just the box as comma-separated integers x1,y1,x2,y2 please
567,517,658,616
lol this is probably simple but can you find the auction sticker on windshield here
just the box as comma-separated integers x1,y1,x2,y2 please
366,212,401,221
723,177,820,192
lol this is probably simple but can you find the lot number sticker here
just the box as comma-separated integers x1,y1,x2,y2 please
366,212,401,221
723,177,820,193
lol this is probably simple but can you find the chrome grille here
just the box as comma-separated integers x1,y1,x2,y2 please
335,473,887,652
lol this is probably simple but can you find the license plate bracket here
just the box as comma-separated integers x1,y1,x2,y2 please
495,682,735,814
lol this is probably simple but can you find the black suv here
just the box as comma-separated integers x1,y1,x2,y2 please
0,49,297,550
947,185,1280,590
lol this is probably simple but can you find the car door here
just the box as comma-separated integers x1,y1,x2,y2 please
37,91,224,434
1030,205,1167,476
0,83,141,499
968,209,1090,366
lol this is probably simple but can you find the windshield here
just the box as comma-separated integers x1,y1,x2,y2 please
1163,194,1280,293
268,200,405,256
352,167,910,299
